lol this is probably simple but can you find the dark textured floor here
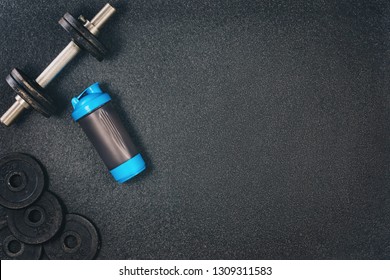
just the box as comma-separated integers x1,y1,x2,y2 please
0,0,390,259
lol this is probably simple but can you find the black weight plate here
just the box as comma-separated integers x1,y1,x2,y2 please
7,191,63,244
5,74,49,117
59,17,104,61
0,206,7,227
63,13,108,60
10,68,57,115
0,153,45,209
44,214,99,260
6,68,56,117
0,225,42,260
59,13,107,61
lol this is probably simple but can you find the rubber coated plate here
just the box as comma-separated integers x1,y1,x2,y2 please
44,214,99,260
0,225,42,260
59,13,107,61
6,68,56,117
7,191,63,244
0,153,45,209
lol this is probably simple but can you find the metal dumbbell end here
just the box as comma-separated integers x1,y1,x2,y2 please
0,3,116,127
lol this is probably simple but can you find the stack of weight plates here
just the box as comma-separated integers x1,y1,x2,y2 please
0,153,99,260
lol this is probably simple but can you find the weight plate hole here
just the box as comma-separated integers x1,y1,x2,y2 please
64,234,79,249
9,174,22,188
28,209,43,224
61,231,82,253
6,171,27,192
8,239,22,254
24,206,46,227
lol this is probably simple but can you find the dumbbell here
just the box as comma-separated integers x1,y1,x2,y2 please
0,3,117,127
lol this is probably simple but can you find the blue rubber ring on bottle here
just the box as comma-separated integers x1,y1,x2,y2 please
109,154,146,183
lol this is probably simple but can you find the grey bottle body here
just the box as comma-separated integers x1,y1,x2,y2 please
78,102,138,170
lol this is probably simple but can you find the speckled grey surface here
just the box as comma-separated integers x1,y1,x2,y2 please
0,0,390,259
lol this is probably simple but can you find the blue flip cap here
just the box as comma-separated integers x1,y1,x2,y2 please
71,82,111,121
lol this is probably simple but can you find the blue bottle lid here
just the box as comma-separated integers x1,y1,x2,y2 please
71,82,111,121
110,154,146,183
